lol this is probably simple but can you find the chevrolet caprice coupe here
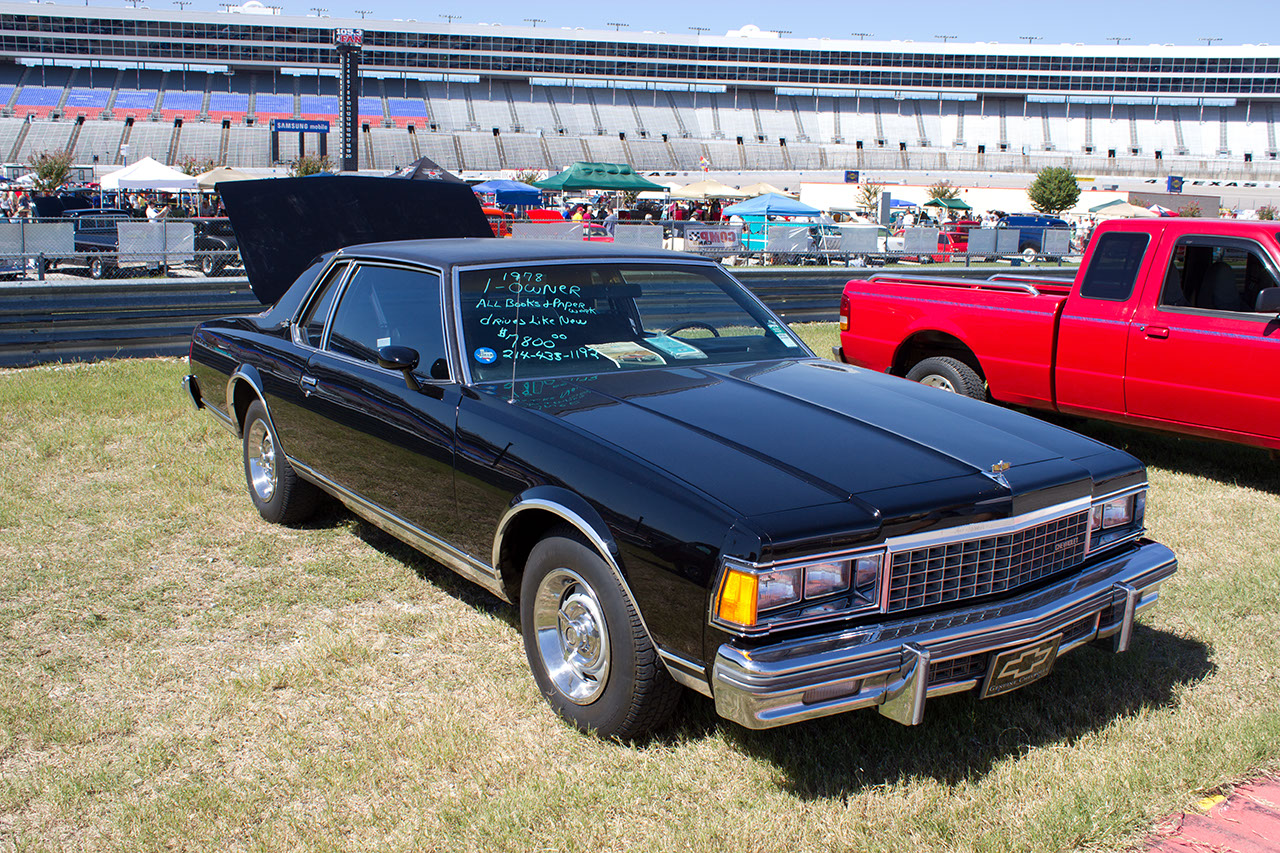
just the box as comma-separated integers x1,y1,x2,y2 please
183,177,1177,738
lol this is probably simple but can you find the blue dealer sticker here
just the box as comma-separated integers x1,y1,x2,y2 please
473,347,498,364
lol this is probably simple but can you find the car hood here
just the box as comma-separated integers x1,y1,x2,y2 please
218,174,493,305
501,360,1122,550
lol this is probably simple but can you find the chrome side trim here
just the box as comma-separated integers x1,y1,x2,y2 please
293,458,509,602
711,541,1176,729
225,366,272,440
495,497,660,664
205,400,237,434
658,649,713,697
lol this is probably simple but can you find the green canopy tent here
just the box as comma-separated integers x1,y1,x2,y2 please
923,198,972,211
533,162,666,192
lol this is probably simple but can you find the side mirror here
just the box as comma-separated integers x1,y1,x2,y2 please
377,345,422,392
377,345,419,373
1255,287,1280,315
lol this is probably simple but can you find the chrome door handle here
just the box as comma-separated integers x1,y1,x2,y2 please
301,375,318,395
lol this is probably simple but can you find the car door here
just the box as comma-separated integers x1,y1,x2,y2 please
1125,233,1280,441
1054,229,1156,418
293,261,462,538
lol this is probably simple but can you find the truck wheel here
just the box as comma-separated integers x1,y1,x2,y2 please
906,356,986,399
89,257,110,280
521,525,681,739
1021,245,1038,263
199,255,225,277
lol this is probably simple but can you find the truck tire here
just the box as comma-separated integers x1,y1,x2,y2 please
1020,245,1038,262
906,356,986,399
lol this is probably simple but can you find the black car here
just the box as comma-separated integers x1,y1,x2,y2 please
191,217,241,277
182,177,1176,738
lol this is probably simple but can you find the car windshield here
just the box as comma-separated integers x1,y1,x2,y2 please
457,261,809,382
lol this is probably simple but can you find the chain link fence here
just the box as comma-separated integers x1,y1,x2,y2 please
0,216,242,281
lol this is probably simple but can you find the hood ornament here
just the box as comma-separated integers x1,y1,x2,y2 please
984,460,1011,489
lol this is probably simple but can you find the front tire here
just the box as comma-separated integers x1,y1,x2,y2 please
905,355,986,399
242,400,318,524
1021,245,1038,263
521,526,680,739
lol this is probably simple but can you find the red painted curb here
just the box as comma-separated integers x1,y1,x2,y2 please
1147,778,1280,852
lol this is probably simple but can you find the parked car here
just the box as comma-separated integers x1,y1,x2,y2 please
997,214,1070,261
893,228,966,263
836,218,1280,451
192,217,241,276
184,177,1176,738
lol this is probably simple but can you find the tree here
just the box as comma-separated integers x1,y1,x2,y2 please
288,153,332,177
511,168,543,185
1179,200,1202,218
27,150,74,194
857,180,883,217
178,155,216,177
1255,204,1275,220
927,180,959,201
1027,166,1081,215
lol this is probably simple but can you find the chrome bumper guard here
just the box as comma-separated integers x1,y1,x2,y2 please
712,540,1176,729
181,374,202,411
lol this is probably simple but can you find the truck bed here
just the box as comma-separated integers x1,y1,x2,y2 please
838,271,1071,409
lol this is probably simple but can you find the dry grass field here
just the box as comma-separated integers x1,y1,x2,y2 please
1,327,1277,851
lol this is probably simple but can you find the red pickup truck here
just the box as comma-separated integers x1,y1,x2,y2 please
835,218,1280,451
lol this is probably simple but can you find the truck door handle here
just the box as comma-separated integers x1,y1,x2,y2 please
1145,326,1169,339
301,375,318,395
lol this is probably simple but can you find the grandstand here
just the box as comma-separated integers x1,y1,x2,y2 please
0,2,1277,179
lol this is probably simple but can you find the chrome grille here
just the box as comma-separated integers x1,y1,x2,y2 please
886,510,1089,613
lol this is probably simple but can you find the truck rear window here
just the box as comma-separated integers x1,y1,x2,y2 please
1079,232,1150,301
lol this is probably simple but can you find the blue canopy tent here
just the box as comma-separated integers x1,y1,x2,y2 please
722,193,821,217
723,194,827,252
470,179,542,206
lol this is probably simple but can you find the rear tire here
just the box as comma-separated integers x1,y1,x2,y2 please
521,525,681,739
242,400,319,524
1021,245,1038,263
906,356,986,399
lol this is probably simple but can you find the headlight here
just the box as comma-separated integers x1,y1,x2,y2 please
1089,489,1146,552
714,551,884,631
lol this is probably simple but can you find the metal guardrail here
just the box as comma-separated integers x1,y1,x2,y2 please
0,266,1065,368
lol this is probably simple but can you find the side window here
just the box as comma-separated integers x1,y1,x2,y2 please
1079,232,1149,301
327,265,446,372
298,262,348,348
1161,240,1280,314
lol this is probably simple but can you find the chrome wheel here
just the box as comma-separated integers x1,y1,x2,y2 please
532,568,610,704
246,418,277,502
918,373,958,392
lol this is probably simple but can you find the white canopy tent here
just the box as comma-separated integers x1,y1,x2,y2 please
100,157,198,192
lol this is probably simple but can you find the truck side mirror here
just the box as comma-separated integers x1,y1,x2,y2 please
1255,287,1280,315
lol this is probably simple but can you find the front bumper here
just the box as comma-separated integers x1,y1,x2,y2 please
712,539,1176,729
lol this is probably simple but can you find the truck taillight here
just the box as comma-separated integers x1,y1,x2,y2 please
839,293,850,331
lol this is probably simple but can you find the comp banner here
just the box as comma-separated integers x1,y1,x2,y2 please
683,224,743,255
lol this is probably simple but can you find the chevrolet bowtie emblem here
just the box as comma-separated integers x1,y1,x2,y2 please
991,461,1010,473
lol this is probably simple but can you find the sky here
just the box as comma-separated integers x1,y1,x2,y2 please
154,0,1274,47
